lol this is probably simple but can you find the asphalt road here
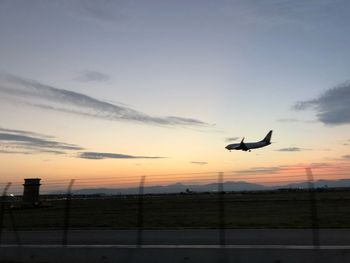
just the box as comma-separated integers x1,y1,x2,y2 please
2,229,350,245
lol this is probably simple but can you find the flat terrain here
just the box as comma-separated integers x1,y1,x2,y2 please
2,229,350,245
2,190,350,230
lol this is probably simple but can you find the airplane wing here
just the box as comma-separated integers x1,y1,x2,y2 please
240,137,249,151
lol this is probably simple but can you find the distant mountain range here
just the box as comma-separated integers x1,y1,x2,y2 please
66,179,350,195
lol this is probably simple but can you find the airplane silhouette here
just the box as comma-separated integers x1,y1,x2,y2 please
225,130,273,152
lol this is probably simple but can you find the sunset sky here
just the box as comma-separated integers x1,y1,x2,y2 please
1,0,350,190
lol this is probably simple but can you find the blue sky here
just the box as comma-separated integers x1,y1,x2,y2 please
0,0,349,185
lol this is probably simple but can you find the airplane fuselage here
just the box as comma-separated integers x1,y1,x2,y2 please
225,141,270,151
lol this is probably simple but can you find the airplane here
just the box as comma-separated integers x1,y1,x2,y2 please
225,130,273,152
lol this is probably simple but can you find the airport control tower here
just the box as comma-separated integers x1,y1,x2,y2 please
23,178,41,207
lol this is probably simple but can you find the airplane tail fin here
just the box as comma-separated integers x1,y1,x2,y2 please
262,130,273,144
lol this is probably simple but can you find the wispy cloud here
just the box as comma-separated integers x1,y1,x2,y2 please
235,166,280,174
0,128,83,155
64,0,133,22
0,149,33,155
276,147,310,152
79,152,165,160
277,118,300,123
0,133,82,151
75,70,110,82
235,162,336,175
276,118,316,123
293,81,350,125
225,137,240,142
309,162,332,168
0,127,53,138
0,73,210,127
343,155,350,160
219,0,338,31
190,161,208,165
0,127,166,160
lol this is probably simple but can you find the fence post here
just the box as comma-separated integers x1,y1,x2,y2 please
218,172,226,247
137,176,146,247
306,168,320,248
8,207,21,246
62,179,75,246
0,183,11,246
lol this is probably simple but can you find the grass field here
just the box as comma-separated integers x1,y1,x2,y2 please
2,189,350,230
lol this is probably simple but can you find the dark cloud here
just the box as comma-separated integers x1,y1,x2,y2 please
0,127,53,138
235,167,280,174
0,128,83,155
0,127,165,160
276,147,309,152
225,137,240,142
293,81,350,125
0,73,210,128
79,152,165,160
190,161,208,165
343,155,350,160
0,133,83,151
75,70,110,82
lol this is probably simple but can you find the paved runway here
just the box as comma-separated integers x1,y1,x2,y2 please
2,229,350,245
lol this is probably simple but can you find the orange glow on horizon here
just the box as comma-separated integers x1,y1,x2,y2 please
2,163,348,195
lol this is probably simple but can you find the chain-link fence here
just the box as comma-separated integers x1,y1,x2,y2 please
1,166,350,248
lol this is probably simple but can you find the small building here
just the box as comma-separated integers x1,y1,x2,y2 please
23,178,41,207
